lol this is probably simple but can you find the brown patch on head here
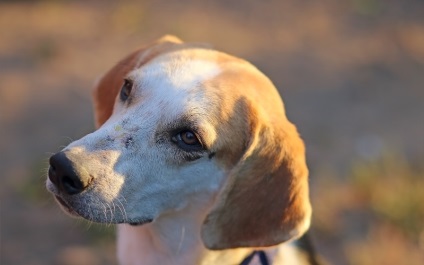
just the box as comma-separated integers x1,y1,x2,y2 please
199,59,286,167
93,35,183,128
200,61,312,249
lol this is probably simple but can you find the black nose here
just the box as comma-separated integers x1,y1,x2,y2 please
48,152,90,195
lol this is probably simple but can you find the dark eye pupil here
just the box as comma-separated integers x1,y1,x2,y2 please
181,131,198,145
120,79,133,101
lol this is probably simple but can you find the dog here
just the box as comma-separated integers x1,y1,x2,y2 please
46,35,321,265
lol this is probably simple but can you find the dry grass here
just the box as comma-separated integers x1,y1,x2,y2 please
313,152,424,264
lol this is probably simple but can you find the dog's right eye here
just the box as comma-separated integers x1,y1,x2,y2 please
120,79,133,101
171,130,204,152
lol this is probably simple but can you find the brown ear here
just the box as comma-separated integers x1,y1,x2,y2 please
93,35,183,128
201,101,312,249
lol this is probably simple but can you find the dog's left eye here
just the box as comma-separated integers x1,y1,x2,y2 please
171,130,203,151
120,79,133,101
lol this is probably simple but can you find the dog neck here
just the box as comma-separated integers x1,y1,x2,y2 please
116,199,252,265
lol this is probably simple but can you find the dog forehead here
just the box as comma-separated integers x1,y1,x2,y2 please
135,51,222,95
123,51,228,123
128,49,275,117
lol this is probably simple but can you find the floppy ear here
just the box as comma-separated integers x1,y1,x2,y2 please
92,35,183,128
201,101,312,250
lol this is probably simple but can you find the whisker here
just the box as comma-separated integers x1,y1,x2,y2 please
116,196,128,222
177,226,186,255
62,136,75,145
105,202,114,226
87,200,94,229
101,202,108,224
111,200,117,220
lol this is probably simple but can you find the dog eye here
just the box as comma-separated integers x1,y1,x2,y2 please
181,131,198,145
120,79,133,101
171,130,203,151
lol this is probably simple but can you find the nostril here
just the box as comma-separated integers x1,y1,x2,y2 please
62,175,84,195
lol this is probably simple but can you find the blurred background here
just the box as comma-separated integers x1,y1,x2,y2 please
1,0,423,264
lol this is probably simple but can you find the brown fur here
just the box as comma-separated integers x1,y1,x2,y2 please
199,63,311,249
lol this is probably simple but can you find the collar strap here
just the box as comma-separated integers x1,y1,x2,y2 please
240,250,270,265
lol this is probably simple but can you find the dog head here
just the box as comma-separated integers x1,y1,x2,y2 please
46,35,311,249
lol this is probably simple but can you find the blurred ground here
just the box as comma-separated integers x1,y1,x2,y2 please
1,0,423,264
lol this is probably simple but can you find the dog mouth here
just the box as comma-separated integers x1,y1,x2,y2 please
129,218,154,226
54,195,154,225
55,195,80,217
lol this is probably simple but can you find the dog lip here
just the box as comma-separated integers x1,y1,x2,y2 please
129,218,154,226
55,195,79,216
